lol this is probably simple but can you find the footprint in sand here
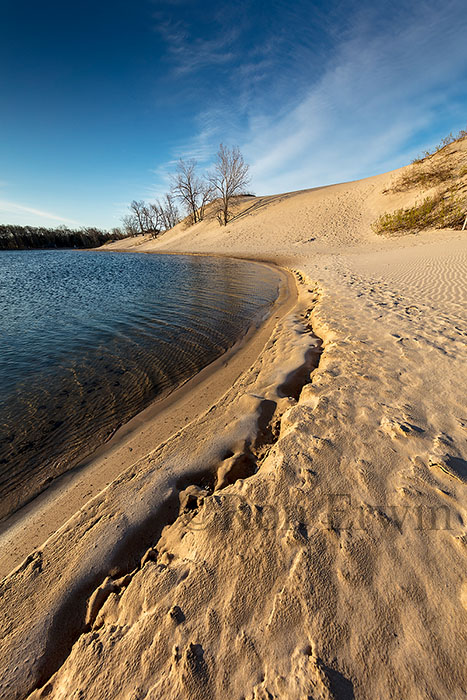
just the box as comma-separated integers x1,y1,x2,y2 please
405,305,422,315
380,416,423,439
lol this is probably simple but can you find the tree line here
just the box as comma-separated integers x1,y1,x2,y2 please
0,224,128,250
122,144,251,237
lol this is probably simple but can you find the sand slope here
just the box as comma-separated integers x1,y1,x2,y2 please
1,141,467,699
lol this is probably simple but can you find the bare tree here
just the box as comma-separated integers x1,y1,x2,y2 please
145,202,164,238
122,214,139,236
122,194,181,239
129,200,148,234
158,193,180,231
209,144,250,226
171,159,212,225
125,201,160,237
198,181,213,222
0,224,127,250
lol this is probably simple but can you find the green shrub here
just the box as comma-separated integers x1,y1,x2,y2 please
390,161,455,192
373,191,466,236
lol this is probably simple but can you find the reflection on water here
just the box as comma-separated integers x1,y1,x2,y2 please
0,250,280,519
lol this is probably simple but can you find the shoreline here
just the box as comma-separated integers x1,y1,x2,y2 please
0,254,316,700
0,256,297,579
2,146,466,698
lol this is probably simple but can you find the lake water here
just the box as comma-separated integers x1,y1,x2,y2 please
0,250,280,519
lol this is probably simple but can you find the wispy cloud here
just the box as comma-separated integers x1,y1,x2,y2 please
146,123,224,200
243,0,467,193
142,0,467,202
0,200,80,225
161,0,467,195
154,14,238,75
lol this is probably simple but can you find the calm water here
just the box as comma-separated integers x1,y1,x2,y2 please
0,250,280,519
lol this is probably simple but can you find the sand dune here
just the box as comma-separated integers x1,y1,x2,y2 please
1,140,466,699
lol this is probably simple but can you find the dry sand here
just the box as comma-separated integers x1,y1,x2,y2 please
1,140,466,699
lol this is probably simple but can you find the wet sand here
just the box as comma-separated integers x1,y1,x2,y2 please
0,260,295,578
1,138,466,700
0,252,280,521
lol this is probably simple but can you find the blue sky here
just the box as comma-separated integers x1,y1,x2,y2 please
1,0,467,229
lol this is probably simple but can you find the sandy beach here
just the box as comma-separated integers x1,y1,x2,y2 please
1,139,466,699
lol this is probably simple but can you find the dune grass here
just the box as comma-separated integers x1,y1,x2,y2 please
373,191,466,236
411,128,467,164
388,160,456,193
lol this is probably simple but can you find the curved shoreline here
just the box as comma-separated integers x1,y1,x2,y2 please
3,148,467,699
0,255,298,579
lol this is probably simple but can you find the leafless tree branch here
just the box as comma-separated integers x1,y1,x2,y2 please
171,159,212,225
208,144,250,226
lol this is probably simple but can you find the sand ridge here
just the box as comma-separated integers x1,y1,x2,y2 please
1,140,467,699
0,261,294,580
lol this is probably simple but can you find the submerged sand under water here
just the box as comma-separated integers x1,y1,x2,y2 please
0,250,280,520
2,139,467,700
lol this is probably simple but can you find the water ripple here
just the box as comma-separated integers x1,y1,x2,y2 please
0,251,280,518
